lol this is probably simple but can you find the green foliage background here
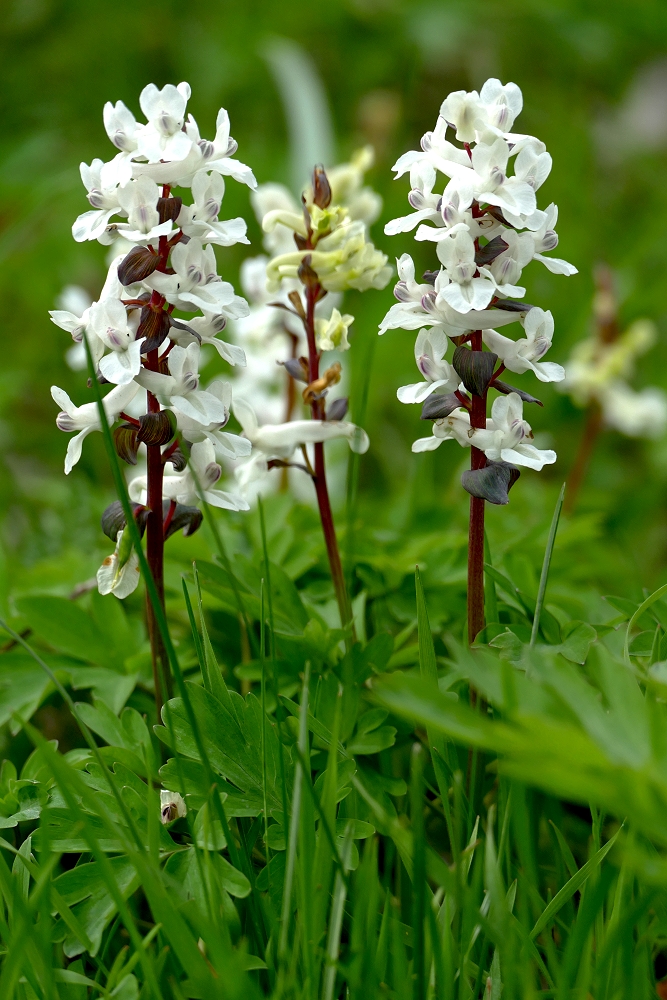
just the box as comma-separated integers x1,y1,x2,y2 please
3,0,667,601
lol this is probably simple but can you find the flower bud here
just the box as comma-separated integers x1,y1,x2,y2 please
327,397,349,421
117,246,159,286
138,306,171,353
163,501,203,540
101,501,149,542
420,393,465,420
452,346,498,397
156,196,183,224
461,460,520,506
137,410,176,446
312,165,332,209
280,358,309,383
113,424,139,465
298,256,319,289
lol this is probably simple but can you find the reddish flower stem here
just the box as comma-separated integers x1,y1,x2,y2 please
304,284,354,634
468,330,487,646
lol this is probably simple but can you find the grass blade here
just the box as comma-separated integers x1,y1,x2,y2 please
530,483,566,648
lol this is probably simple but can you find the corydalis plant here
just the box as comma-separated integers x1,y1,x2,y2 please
50,82,256,709
237,159,391,629
560,265,667,513
380,79,577,643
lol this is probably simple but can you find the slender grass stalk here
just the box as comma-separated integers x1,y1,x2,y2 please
530,483,566,648
411,743,426,1000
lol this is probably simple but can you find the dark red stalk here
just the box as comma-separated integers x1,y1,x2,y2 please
467,330,486,646
304,284,353,634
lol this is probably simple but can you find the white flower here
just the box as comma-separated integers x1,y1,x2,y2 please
439,90,487,143
233,398,369,490
472,137,537,221
391,116,472,184
73,159,122,242
436,229,501,313
251,183,301,255
51,381,139,474
129,440,249,511
488,230,535,287
49,285,92,342
146,238,240,313
171,309,247,367
315,309,354,352
478,79,524,135
103,100,139,153
160,789,187,824
472,393,556,469
398,329,459,403
134,82,194,163
173,380,251,461
482,308,564,382
385,163,442,236
97,528,140,599
411,406,473,452
178,169,249,247
530,204,578,275
137,343,228,425
186,107,257,189
88,298,143,385
114,176,173,243
325,146,382,228
599,382,667,437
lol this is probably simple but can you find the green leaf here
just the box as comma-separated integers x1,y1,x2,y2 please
559,621,597,664
15,596,125,671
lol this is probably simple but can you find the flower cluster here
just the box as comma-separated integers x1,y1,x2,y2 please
559,270,667,438
381,78,577,496
226,151,388,491
49,83,258,598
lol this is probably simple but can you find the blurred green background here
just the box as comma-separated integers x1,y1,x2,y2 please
2,0,667,605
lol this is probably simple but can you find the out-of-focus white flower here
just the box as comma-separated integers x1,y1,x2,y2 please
315,308,354,352
397,328,459,403
232,398,369,490
599,382,667,437
51,381,139,474
97,528,141,599
483,308,565,382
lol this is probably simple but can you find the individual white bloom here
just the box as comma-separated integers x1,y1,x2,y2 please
472,138,537,221
130,440,249,511
137,343,228,425
599,381,667,437
251,183,301,255
471,393,557,469
114,176,173,243
411,406,473,452
146,238,240,312
385,162,442,236
186,107,257,189
488,229,535,287
316,308,354,352
134,82,194,163
88,298,143,385
530,204,578,275
391,115,472,184
171,308,248,367
435,229,501,313
73,159,123,242
178,169,249,247
232,398,369,490
160,789,187,824
483,308,564,382
103,100,139,153
51,381,139,474
49,285,93,341
173,380,251,460
397,329,459,404
439,89,487,143
97,528,140,599
413,174,498,246
478,79,524,135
